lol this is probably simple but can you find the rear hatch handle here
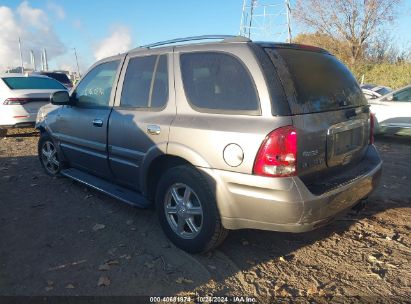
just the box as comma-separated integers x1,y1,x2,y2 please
346,107,369,119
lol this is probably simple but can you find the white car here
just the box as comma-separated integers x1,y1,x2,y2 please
369,84,411,135
361,84,392,100
0,74,67,137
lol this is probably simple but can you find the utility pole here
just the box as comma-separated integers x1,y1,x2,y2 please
43,49,48,71
73,48,81,77
30,50,36,71
40,51,44,71
18,37,24,74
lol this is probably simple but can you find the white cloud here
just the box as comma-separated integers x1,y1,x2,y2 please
0,2,66,71
94,25,132,60
17,1,49,31
47,2,66,20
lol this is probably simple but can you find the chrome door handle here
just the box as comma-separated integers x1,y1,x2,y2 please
92,119,103,127
147,125,161,135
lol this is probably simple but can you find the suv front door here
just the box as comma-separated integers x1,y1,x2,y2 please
55,58,123,178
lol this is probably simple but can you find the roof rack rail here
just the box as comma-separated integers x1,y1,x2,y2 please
140,35,251,49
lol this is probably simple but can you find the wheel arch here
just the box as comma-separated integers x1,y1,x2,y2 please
141,143,211,202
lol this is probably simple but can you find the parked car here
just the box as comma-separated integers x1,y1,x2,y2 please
0,74,67,137
369,84,411,135
36,35,382,253
32,71,73,90
361,84,392,100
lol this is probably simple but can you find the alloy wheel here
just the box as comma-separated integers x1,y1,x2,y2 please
41,141,60,175
164,183,203,239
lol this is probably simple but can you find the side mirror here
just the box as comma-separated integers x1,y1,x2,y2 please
385,95,394,101
50,91,71,105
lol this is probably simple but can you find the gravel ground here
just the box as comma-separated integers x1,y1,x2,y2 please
0,128,410,303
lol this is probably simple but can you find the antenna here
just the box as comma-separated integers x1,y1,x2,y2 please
239,0,292,42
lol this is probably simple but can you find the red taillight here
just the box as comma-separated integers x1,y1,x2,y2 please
253,126,297,177
369,113,375,145
3,98,29,105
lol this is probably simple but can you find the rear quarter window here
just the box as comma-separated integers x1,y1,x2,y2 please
180,52,260,114
120,54,168,109
265,48,367,114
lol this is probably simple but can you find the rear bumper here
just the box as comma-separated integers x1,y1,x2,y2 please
0,113,37,129
0,121,36,129
200,145,382,232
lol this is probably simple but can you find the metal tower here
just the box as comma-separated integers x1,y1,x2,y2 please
240,0,292,42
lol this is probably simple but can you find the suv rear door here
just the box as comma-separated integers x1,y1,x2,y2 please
109,49,175,191
262,46,371,186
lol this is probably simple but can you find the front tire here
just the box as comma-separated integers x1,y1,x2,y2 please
0,129,7,137
155,165,228,253
38,133,62,176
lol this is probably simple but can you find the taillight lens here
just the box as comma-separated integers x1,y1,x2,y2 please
369,113,375,145
3,98,29,105
253,126,297,177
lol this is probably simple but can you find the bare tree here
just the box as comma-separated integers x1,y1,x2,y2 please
365,31,400,63
294,0,400,63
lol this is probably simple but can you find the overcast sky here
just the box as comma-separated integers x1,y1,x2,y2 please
1,0,410,74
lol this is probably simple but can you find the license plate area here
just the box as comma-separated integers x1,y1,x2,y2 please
327,119,367,167
334,128,363,155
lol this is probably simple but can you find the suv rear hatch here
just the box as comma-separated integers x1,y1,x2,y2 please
260,44,371,192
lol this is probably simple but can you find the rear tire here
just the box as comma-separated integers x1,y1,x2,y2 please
38,133,63,176
155,165,228,253
0,129,7,138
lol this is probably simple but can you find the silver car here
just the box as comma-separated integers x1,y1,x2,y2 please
361,84,392,100
0,74,67,137
36,36,382,253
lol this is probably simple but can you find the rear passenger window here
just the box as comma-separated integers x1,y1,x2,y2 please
180,52,259,114
120,55,168,109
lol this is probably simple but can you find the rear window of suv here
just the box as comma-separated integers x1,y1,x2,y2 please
180,52,260,114
265,48,367,114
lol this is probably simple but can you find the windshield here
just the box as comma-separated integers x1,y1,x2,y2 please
2,77,66,90
266,48,367,114
375,87,391,96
